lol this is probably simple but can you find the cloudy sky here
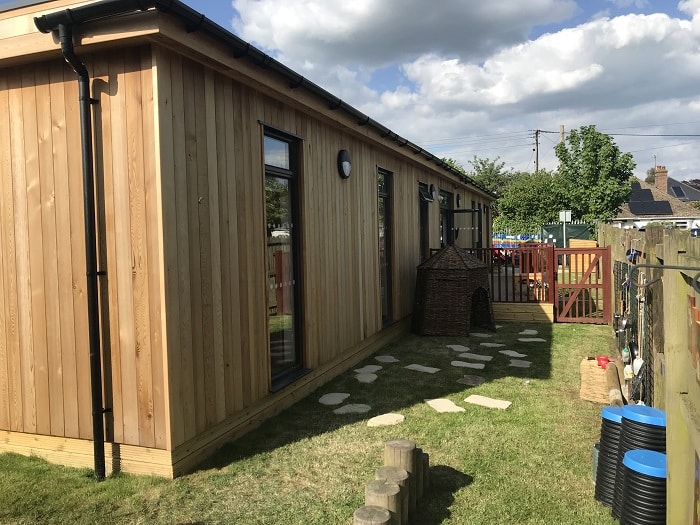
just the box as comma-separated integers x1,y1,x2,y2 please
43,0,700,180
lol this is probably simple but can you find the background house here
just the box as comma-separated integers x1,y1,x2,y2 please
0,0,493,477
652,165,700,203
612,179,700,230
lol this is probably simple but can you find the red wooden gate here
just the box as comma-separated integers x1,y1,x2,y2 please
553,246,611,324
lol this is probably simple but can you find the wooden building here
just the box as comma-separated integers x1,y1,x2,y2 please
0,0,494,477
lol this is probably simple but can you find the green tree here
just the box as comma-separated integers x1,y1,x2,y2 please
554,125,634,224
494,170,566,234
645,167,656,184
468,156,513,197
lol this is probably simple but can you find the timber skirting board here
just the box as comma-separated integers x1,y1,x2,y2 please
0,430,174,478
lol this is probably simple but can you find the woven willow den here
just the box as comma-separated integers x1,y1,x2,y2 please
412,245,495,336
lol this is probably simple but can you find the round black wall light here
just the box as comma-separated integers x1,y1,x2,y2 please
337,150,351,179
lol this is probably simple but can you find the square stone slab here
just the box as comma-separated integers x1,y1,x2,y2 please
499,350,528,358
509,359,532,368
451,361,486,370
465,394,511,410
446,344,470,352
425,398,465,413
456,352,493,361
404,364,441,374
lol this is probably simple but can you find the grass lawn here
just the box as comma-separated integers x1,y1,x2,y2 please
0,322,618,524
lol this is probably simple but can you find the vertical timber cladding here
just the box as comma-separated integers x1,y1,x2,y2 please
0,58,93,440
0,47,169,448
155,46,445,449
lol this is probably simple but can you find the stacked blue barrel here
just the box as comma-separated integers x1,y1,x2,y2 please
609,405,667,523
594,406,624,506
619,449,667,525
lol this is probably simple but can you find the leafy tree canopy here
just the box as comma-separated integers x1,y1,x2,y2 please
494,170,566,234
554,125,635,224
467,156,514,197
645,167,656,184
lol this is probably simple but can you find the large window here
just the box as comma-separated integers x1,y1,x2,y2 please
418,182,430,262
439,190,454,247
264,133,303,389
378,169,393,325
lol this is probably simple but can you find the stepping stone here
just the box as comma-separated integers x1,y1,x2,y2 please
367,413,405,427
355,373,378,383
509,359,532,368
425,398,465,413
465,394,512,410
469,332,493,338
333,404,371,414
375,355,399,363
355,365,383,374
457,352,493,361
318,393,350,405
446,344,470,352
499,350,528,358
519,329,538,335
457,375,486,387
518,337,547,343
405,364,441,374
495,325,503,329
479,342,506,348
451,360,486,370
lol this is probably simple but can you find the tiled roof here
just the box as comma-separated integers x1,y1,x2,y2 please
617,179,700,219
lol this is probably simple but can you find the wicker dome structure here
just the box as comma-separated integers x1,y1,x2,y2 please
412,245,495,336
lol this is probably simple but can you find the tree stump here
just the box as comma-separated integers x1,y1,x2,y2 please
376,466,409,525
384,439,417,513
353,505,391,525
365,479,401,525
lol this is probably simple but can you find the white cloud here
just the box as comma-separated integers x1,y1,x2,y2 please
229,0,700,179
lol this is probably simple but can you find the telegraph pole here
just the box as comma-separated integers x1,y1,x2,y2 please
559,125,565,143
534,129,539,173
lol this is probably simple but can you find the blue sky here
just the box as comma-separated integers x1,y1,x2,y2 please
184,0,700,180
10,0,700,180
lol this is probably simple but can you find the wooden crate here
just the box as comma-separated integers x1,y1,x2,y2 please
579,358,609,404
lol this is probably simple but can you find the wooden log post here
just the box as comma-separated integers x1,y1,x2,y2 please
353,505,392,525
605,362,625,407
384,439,417,514
415,447,424,501
365,480,401,525
375,466,409,525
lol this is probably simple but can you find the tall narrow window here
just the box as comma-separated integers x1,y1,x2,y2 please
264,133,303,389
378,169,393,325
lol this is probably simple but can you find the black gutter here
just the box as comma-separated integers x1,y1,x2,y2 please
35,0,490,196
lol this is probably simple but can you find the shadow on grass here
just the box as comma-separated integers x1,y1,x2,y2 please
198,321,555,472
412,465,473,525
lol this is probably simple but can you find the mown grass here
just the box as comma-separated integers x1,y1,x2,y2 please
0,322,618,524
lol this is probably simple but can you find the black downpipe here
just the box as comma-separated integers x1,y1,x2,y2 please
57,24,106,481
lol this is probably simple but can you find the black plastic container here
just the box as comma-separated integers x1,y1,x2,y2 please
594,406,624,507
620,449,667,525
611,405,666,519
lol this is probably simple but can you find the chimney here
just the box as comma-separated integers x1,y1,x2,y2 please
654,165,668,193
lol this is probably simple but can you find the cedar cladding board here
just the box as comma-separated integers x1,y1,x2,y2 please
0,1,493,476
